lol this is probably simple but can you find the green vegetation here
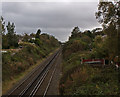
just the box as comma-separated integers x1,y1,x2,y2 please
3,43,51,81
0,16,5,34
1,17,60,94
2,21,19,49
2,42,59,93
60,1,120,96
95,1,120,61
1,1,120,95
60,51,119,95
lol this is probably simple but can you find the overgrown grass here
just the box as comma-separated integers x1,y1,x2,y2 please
60,52,119,95
60,47,119,95
2,59,43,94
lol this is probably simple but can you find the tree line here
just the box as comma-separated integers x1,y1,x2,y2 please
0,17,59,49
64,1,120,64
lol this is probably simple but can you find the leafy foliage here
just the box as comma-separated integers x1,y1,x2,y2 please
2,19,60,93
63,27,93,60
95,1,120,29
60,10,120,94
35,29,41,39
0,16,5,34
3,35,60,82
96,1,120,61
2,22,19,49
60,46,119,95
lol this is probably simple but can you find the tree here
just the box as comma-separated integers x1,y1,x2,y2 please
71,26,80,35
30,33,35,37
35,29,41,39
69,26,81,40
7,22,15,35
23,33,29,42
92,28,103,36
2,34,9,49
83,30,94,38
105,23,118,58
6,22,18,48
96,1,120,29
93,35,108,58
0,16,5,34
34,38,42,47
96,1,120,61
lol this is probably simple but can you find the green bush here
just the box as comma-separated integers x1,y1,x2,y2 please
2,39,59,82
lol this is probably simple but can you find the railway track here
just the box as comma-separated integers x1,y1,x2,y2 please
3,48,62,97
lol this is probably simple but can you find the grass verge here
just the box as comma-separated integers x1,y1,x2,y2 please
2,49,57,95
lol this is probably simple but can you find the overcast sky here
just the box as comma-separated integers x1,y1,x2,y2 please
2,2,101,42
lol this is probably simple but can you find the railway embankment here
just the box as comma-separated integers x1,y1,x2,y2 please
2,42,60,94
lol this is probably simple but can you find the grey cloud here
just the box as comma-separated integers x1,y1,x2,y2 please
2,2,101,42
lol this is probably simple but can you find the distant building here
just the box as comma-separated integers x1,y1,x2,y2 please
31,38,35,40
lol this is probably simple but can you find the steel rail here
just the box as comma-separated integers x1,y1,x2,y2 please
7,49,60,96
43,54,58,97
30,52,60,97
18,49,60,97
